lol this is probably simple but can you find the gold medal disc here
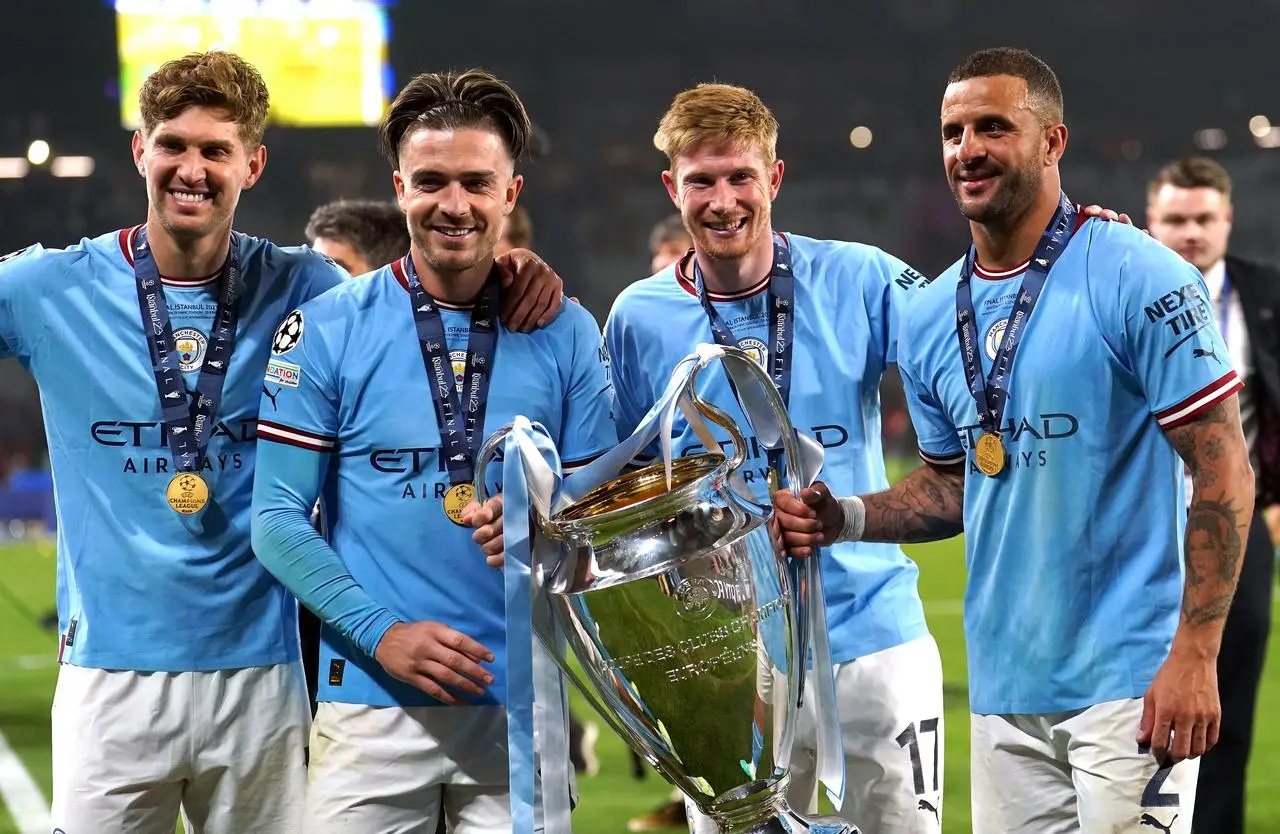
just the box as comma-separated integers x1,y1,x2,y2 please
974,433,1006,477
443,482,475,526
167,472,210,515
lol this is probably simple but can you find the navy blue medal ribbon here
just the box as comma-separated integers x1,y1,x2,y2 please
693,233,794,477
956,192,1078,473
132,226,244,510
404,256,500,523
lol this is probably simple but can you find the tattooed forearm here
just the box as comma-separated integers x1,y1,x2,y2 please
1163,398,1254,639
861,462,966,543
1182,497,1245,625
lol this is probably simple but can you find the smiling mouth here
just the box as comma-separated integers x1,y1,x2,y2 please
170,190,210,204
433,227,476,239
957,172,998,194
704,217,748,233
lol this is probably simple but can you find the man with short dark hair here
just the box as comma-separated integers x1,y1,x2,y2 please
1148,155,1280,834
775,47,1254,833
252,67,614,833
305,199,410,276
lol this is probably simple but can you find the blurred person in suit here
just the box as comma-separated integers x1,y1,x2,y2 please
1147,156,1280,834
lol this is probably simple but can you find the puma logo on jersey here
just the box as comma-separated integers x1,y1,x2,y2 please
262,385,282,411
917,799,939,823
1140,813,1177,833
1192,347,1221,364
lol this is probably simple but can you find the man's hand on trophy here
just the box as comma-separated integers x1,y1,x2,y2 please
771,481,843,558
373,621,496,705
461,494,505,568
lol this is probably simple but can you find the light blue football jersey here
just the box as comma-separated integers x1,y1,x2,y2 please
252,257,617,708
899,220,1242,714
604,234,935,663
0,225,346,671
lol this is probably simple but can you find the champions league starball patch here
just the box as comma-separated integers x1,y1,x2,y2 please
172,328,208,372
272,309,304,354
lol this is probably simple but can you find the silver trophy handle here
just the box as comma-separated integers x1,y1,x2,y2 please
472,422,512,503
685,364,750,472
703,347,816,713
470,422,674,783
699,346,808,489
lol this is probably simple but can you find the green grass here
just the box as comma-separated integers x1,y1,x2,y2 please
1,519,1279,832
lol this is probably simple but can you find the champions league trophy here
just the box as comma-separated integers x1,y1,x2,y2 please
476,346,858,834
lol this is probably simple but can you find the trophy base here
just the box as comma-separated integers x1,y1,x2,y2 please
727,812,857,834
700,778,859,834
775,810,859,834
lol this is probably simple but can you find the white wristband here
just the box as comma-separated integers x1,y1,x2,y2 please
835,495,866,543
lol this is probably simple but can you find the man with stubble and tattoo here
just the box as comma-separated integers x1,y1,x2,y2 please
773,48,1254,834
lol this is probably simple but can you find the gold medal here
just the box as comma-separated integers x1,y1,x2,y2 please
442,482,475,527
166,472,210,515
974,432,1006,477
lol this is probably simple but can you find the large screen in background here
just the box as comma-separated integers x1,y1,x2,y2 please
116,0,391,129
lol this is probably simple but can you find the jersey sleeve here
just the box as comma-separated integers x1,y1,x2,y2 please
0,245,49,361
557,303,618,468
874,249,935,367
256,308,340,453
297,250,349,304
1104,231,1243,429
898,305,967,465
251,304,401,658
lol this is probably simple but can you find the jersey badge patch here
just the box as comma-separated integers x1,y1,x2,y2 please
173,328,208,373
272,310,304,354
266,358,302,388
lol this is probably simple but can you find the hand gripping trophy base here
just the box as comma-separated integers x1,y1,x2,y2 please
475,346,859,834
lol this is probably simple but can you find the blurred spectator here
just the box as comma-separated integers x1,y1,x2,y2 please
648,213,692,274
495,204,533,258
304,199,409,275
1147,156,1280,834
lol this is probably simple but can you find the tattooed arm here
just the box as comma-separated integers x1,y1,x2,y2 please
771,461,965,556
1137,395,1254,762
860,461,966,543
1164,396,1254,641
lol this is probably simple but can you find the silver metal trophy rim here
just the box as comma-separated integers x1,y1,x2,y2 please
473,351,770,537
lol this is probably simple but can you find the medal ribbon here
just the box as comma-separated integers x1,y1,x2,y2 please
956,193,1078,437
132,226,244,478
692,234,794,475
404,256,500,488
